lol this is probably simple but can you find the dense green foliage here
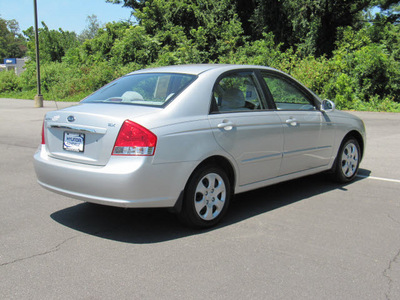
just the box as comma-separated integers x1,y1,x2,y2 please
23,22,80,63
1,1,400,111
0,17,26,59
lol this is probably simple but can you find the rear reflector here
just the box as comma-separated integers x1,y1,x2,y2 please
41,121,45,145
112,120,157,156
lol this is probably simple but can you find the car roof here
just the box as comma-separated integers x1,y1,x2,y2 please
129,64,274,76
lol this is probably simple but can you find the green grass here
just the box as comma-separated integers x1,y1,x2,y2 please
0,90,88,102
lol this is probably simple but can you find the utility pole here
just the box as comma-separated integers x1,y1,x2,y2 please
33,0,43,107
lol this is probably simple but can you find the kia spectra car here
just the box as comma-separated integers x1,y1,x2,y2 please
34,64,366,228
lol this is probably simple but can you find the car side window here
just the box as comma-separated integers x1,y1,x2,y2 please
262,73,316,110
212,72,263,112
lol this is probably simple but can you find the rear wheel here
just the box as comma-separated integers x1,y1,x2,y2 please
178,165,231,228
332,137,360,183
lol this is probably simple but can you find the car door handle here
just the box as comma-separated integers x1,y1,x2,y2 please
286,118,298,127
217,121,235,131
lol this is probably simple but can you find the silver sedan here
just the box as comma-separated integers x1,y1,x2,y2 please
34,64,366,228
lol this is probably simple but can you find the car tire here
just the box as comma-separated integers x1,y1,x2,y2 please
178,165,231,228
331,137,361,183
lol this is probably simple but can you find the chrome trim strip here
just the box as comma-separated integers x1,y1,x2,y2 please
284,145,331,155
241,145,331,163
49,125,107,134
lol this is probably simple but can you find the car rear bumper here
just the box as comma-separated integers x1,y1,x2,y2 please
34,146,193,208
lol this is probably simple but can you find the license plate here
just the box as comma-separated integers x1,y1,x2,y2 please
63,132,85,152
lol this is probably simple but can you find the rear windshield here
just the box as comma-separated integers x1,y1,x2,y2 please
82,73,197,107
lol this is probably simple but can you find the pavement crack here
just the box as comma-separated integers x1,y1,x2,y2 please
0,236,77,267
383,248,400,300
0,141,37,150
388,214,400,226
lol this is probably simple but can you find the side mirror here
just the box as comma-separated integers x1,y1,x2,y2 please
321,99,335,112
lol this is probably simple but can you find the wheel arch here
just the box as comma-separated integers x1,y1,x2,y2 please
170,155,236,214
192,155,236,191
343,130,365,161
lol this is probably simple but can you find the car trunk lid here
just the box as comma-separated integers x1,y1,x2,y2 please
43,103,159,166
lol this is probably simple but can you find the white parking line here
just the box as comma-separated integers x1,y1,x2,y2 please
356,175,400,184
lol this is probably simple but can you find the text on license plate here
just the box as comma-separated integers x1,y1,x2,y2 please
63,132,85,152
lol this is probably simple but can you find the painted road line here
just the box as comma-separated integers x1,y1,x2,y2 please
357,174,400,184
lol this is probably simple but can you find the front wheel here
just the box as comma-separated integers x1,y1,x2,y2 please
178,165,231,228
331,137,361,183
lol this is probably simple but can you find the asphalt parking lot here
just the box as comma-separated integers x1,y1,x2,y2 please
0,98,399,299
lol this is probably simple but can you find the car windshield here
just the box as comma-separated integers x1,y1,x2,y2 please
82,73,197,107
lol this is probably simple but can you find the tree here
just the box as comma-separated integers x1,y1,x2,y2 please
80,21,132,62
377,0,400,23
239,0,374,57
79,15,102,41
0,17,26,59
236,0,293,48
310,0,373,56
23,22,79,63
107,0,377,57
109,0,244,62
106,0,146,10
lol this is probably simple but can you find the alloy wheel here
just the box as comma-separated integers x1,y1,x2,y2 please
194,172,226,221
341,142,359,178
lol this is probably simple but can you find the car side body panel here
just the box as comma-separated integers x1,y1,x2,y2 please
208,111,284,186
275,110,335,175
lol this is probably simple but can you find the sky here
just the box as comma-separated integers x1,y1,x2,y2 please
0,0,133,34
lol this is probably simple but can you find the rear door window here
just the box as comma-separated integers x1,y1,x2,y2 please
212,71,264,112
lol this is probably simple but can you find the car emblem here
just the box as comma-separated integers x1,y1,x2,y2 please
67,115,76,122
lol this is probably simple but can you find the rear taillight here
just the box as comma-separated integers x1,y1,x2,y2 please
112,120,157,156
41,121,45,145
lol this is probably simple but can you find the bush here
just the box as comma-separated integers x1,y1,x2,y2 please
287,55,333,96
0,70,21,93
324,73,358,110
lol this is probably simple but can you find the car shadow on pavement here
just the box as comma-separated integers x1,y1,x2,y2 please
50,169,370,244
